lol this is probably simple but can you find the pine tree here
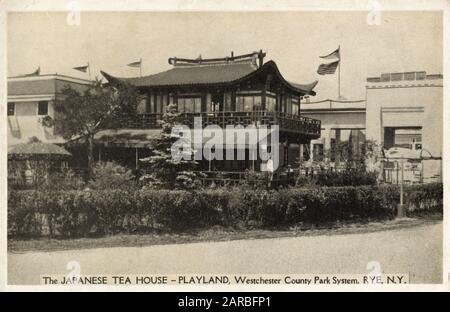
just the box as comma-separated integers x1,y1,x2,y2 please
139,103,204,189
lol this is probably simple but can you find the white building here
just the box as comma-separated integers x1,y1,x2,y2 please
301,71,443,183
7,74,91,146
300,99,366,162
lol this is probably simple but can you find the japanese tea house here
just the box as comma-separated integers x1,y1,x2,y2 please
99,50,321,172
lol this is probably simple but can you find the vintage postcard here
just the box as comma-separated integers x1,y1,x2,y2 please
0,0,448,293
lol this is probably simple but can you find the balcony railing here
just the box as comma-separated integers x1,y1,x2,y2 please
110,111,321,137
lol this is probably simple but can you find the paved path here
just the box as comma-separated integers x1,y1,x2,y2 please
8,222,442,285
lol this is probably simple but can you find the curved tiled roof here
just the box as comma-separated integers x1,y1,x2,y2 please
101,60,317,96
124,62,257,87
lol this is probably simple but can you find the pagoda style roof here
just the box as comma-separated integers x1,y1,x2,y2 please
104,62,258,88
101,53,317,96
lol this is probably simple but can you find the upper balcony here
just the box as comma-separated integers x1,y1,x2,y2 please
109,111,321,139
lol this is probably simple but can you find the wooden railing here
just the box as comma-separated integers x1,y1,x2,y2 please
110,111,321,137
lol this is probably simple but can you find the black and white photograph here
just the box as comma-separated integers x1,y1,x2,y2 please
0,0,447,292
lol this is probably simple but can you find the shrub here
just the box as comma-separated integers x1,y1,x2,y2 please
404,183,443,215
43,168,85,191
7,183,442,238
315,169,377,186
238,170,269,189
88,161,136,190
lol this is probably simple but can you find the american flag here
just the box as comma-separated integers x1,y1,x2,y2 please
317,60,340,75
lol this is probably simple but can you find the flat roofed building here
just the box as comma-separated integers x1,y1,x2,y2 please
366,71,443,183
301,99,366,163
7,74,91,146
301,71,442,183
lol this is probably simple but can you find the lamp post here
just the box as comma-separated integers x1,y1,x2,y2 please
397,159,405,218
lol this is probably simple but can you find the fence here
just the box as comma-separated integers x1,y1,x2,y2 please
382,159,442,184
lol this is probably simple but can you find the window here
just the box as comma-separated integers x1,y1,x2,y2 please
292,98,299,115
178,97,201,113
224,93,232,111
38,101,48,116
136,96,147,114
393,128,422,149
149,93,155,113
7,102,15,116
195,98,202,112
266,95,276,112
162,94,168,113
156,95,163,113
281,95,286,113
253,95,262,111
243,97,253,112
210,100,220,112
286,96,292,114
177,98,184,113
236,93,262,112
383,127,422,150
236,96,243,111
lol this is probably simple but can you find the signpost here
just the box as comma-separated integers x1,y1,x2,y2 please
385,148,415,219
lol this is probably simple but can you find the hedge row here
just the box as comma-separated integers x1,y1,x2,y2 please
8,183,442,238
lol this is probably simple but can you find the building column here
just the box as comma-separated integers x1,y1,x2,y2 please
299,143,304,164
135,148,139,170
324,128,331,162
284,138,289,166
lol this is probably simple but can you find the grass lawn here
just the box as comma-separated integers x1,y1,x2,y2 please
8,214,442,253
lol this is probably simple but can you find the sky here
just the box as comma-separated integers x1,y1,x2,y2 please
7,11,443,101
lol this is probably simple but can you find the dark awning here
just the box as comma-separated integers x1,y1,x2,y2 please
65,128,275,149
66,129,162,148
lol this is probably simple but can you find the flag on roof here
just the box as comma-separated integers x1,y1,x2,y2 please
73,64,89,73
127,59,142,68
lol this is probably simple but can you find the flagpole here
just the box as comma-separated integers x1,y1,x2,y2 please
338,45,341,99
140,58,142,77
87,62,91,81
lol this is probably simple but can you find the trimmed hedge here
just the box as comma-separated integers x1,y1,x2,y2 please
314,170,378,186
7,183,442,238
